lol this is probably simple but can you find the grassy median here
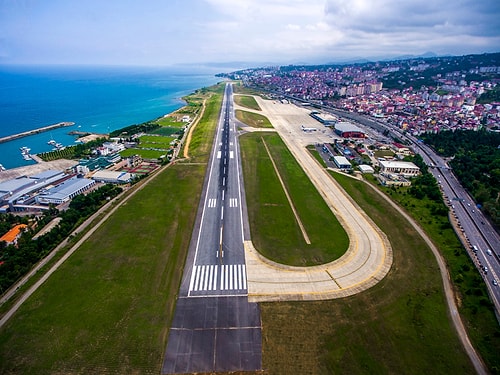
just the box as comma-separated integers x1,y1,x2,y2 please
235,109,274,128
0,86,223,374
260,172,476,374
233,94,262,111
240,132,349,266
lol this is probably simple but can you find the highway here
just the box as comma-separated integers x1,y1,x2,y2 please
162,83,262,374
321,106,500,316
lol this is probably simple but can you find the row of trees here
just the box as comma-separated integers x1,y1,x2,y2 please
421,129,500,226
0,184,122,293
38,138,108,162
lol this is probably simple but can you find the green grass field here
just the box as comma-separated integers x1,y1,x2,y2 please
235,109,273,128
240,132,348,266
151,126,182,137
374,149,395,158
0,86,223,375
155,116,185,128
119,148,167,159
233,94,262,111
260,172,476,374
138,134,174,145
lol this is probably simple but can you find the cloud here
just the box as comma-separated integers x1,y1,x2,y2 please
321,0,500,58
324,0,500,35
0,0,498,66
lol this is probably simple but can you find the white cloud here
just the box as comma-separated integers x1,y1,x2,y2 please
0,0,498,65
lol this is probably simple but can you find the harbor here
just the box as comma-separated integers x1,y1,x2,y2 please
0,122,74,144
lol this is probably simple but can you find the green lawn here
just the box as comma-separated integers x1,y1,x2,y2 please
120,148,167,159
261,172,476,374
151,126,182,137
235,109,273,128
233,94,262,111
240,132,348,266
374,149,395,158
138,134,174,145
155,116,185,127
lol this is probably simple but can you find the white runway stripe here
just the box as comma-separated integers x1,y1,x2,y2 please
189,264,247,292
229,198,238,207
208,198,217,208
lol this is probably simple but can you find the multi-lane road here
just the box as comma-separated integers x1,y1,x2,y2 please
162,83,262,374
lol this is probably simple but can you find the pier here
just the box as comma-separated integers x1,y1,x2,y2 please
0,122,75,144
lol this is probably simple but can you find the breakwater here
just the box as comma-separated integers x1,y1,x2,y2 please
0,122,74,144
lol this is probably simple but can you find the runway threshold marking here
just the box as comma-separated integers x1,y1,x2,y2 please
189,265,247,293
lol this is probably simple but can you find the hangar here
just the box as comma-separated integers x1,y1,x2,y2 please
333,156,352,170
334,122,366,138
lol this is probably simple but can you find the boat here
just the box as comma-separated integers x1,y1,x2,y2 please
20,146,32,160
47,139,57,146
52,142,65,151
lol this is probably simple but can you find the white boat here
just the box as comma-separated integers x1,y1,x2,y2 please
52,142,65,151
20,146,32,160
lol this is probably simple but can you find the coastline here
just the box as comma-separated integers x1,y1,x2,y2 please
0,122,75,144
0,96,193,180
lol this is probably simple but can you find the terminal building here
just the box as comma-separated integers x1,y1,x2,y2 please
378,160,420,178
310,111,338,126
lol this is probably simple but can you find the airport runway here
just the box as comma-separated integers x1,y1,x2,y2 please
162,84,262,374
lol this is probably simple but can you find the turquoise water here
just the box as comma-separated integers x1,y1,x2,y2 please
0,65,221,169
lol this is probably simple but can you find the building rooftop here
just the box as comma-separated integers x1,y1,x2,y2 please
30,169,64,180
0,224,28,244
0,177,33,194
379,160,419,169
38,177,94,201
335,121,364,133
334,156,351,165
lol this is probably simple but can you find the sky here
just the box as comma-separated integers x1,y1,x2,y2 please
0,0,499,68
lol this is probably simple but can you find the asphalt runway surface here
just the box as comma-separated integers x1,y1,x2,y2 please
162,83,262,374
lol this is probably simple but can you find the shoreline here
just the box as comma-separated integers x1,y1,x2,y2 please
0,122,75,144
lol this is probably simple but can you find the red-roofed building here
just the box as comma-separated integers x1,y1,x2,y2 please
0,224,28,246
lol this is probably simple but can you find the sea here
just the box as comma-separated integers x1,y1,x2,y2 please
0,65,222,170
